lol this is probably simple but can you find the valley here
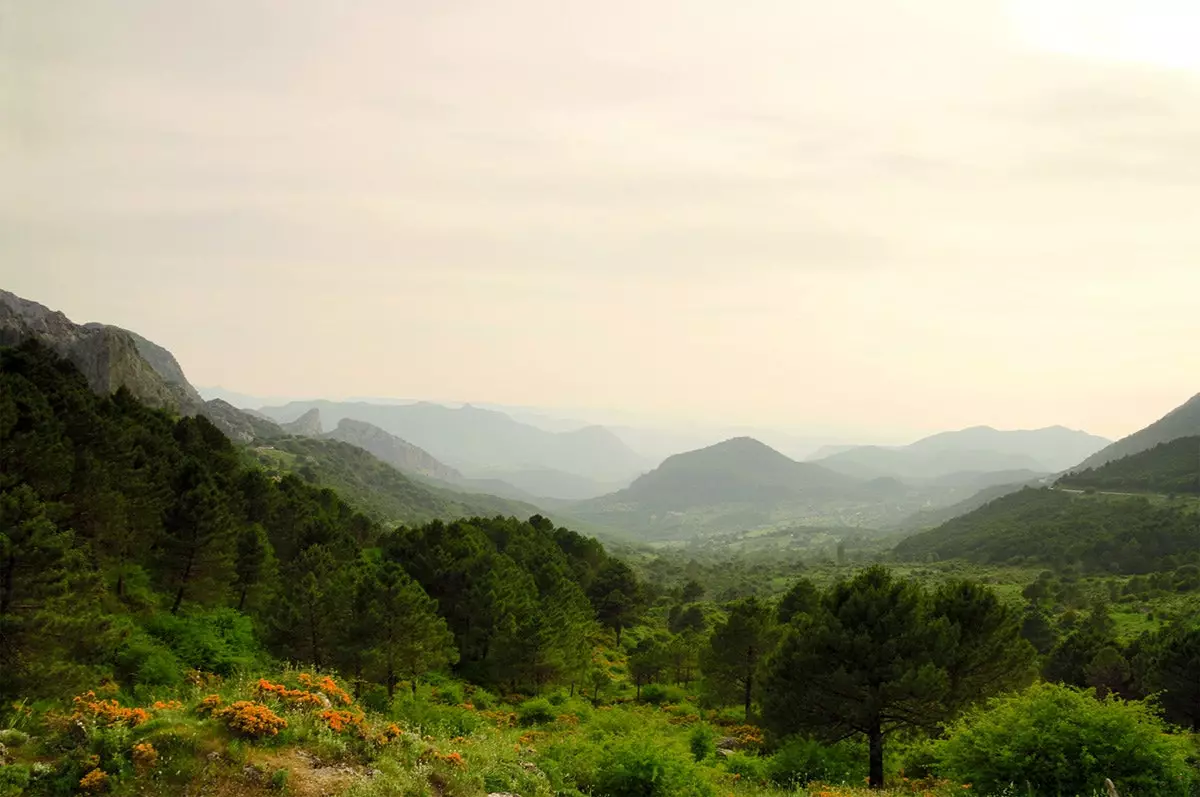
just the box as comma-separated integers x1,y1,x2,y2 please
2,288,1200,797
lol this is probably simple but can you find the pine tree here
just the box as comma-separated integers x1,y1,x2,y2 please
359,559,456,698
159,461,235,613
762,567,1034,789
702,597,773,719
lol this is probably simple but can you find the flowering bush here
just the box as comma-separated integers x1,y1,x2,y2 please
212,701,287,738
131,741,159,772
196,694,223,716
71,692,150,727
78,768,109,792
319,709,365,734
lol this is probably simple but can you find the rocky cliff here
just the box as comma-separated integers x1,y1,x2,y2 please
0,289,280,443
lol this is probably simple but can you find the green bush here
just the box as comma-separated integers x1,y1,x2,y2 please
766,736,866,786
639,683,686,705
592,736,714,797
724,751,768,782
143,609,260,676
0,765,30,797
518,698,557,726
689,723,716,762
466,686,497,710
114,631,184,688
937,683,1196,797
0,729,30,748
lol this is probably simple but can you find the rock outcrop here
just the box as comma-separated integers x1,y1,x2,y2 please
0,289,281,443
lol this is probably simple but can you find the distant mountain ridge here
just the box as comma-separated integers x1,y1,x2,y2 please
1073,394,1200,471
256,400,649,496
811,425,1109,479
573,437,936,539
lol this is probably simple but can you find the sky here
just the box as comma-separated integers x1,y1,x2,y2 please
3,0,1200,442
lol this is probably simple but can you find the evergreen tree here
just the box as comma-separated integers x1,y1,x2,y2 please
234,523,275,612
589,559,641,645
761,567,1034,789
702,596,773,719
159,461,235,613
359,559,457,698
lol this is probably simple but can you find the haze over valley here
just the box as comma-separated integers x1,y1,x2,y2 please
5,3,1200,795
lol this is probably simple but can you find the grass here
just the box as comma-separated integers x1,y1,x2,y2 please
0,666,988,797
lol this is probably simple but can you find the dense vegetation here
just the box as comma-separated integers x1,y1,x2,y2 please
3,341,1200,797
1059,436,1200,496
894,487,1200,572
251,436,537,525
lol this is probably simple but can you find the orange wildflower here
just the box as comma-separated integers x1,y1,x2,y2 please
79,768,109,792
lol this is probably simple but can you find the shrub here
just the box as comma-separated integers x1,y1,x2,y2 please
766,736,866,786
640,683,686,705
518,698,557,726
0,765,30,797
724,751,768,782
213,701,287,738
592,736,714,797
0,729,29,748
937,682,1196,797
689,723,716,762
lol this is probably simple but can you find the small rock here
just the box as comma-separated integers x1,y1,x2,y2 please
716,736,742,750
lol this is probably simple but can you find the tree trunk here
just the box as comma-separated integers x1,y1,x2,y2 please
237,585,247,611
743,674,753,720
615,624,622,646
387,664,395,700
171,585,186,614
868,724,884,789
636,681,642,701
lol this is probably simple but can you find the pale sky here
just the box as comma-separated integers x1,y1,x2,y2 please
3,0,1200,441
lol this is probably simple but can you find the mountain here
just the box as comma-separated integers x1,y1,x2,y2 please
893,487,1200,573
572,437,928,539
256,400,649,484
251,437,539,525
1058,436,1200,496
811,425,1110,479
320,417,461,481
280,407,324,436
1073,394,1200,471
1,289,280,442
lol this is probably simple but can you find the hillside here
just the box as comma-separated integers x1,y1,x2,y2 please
251,437,541,525
812,425,1108,478
318,417,462,481
573,437,932,539
893,487,1200,572
1,288,281,442
894,476,1044,531
1074,393,1200,471
257,399,649,494
1058,436,1200,495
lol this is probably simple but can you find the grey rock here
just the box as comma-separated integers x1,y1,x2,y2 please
0,289,282,443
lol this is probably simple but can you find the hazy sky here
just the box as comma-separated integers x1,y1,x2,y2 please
4,0,1200,441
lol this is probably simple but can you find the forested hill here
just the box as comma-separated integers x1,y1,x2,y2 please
0,340,638,700
1058,436,1200,496
249,436,540,525
1075,392,1200,471
893,487,1200,572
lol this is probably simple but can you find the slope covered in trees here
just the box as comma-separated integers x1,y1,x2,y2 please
1058,436,1200,495
893,487,1200,572
1075,392,1200,470
252,436,538,525
0,341,629,702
